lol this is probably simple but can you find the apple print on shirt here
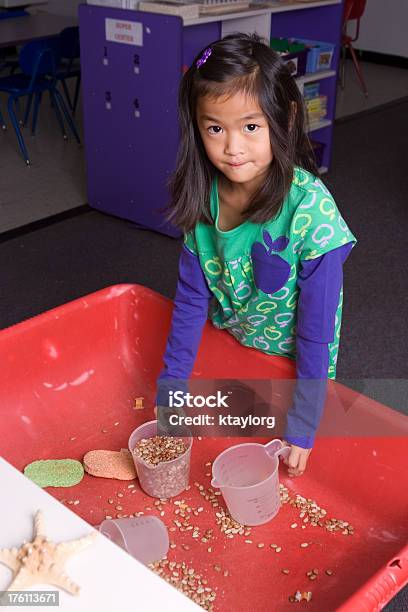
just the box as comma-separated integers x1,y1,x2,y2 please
251,231,291,294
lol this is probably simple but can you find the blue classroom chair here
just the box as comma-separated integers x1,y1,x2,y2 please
0,38,81,165
0,10,28,75
57,27,81,115
0,9,28,19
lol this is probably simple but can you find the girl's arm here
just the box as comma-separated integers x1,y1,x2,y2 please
156,244,212,408
284,242,354,449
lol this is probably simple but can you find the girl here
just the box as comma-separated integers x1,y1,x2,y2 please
155,33,357,477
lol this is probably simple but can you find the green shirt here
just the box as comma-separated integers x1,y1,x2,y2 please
184,167,357,379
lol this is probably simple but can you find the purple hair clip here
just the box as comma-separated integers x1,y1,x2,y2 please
196,47,212,69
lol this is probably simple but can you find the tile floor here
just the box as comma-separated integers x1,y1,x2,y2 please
0,88,86,233
336,57,408,119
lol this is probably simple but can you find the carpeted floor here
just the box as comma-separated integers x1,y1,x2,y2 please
1,99,407,609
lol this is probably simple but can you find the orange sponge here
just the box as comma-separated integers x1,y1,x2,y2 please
83,449,137,480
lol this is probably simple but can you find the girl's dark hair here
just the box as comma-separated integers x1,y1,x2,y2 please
164,32,319,233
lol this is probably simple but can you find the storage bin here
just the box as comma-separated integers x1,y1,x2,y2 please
270,38,309,78
1,284,408,611
296,38,335,73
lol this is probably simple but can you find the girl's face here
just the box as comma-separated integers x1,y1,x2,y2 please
196,90,273,190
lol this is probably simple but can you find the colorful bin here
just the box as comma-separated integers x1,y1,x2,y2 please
270,38,309,78
296,38,335,73
0,284,407,611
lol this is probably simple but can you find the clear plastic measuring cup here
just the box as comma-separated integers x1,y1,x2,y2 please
128,420,192,498
98,515,169,565
211,439,290,526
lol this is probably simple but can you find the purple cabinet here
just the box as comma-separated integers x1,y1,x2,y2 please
79,2,344,236
79,5,184,236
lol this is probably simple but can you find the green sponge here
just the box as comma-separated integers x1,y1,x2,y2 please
24,459,84,488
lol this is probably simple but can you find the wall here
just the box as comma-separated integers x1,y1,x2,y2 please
353,0,408,58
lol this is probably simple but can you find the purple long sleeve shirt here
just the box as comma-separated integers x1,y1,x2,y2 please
157,241,353,448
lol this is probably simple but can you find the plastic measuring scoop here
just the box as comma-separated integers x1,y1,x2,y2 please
98,516,169,566
128,420,192,499
211,439,291,526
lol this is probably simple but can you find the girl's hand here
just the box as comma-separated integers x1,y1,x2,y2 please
281,439,312,477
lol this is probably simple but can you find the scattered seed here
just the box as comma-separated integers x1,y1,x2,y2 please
279,484,353,536
325,569,333,576
291,523,298,529
207,547,212,553
108,499,114,504
300,542,309,548
116,505,123,511
257,543,265,549
245,540,252,544
275,547,282,553
282,569,290,575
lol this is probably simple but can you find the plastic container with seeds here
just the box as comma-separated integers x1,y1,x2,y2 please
128,420,192,498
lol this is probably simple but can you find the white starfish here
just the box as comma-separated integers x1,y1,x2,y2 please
0,510,97,595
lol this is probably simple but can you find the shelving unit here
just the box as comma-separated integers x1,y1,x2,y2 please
308,118,332,132
296,69,336,86
79,0,344,236
183,0,342,27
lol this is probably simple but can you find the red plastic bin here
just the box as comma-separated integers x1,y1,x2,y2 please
0,284,407,611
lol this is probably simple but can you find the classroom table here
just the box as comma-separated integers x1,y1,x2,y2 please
0,459,199,611
0,11,77,48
